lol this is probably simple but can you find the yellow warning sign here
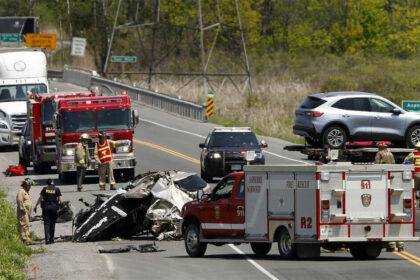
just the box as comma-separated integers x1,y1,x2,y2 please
206,96,214,117
25,33,57,50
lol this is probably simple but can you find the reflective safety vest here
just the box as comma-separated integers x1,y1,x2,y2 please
97,140,112,164
414,151,420,173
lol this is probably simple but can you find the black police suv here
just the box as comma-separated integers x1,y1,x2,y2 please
199,127,267,182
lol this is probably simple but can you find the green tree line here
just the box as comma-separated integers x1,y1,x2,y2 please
1,0,419,72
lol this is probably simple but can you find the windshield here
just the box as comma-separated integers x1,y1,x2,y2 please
61,111,95,133
42,99,55,125
175,174,207,192
0,84,48,102
209,132,259,148
97,109,130,131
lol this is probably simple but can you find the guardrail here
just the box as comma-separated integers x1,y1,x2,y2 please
47,69,63,79
47,69,206,121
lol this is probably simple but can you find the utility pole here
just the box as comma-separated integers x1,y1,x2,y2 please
197,0,208,98
147,0,160,89
103,0,122,74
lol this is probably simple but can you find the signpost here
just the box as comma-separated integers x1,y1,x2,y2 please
25,33,56,50
206,91,215,118
111,55,137,63
402,100,420,112
70,37,87,56
0,33,21,43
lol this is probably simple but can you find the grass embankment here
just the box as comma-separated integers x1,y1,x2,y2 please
133,54,420,143
0,192,32,280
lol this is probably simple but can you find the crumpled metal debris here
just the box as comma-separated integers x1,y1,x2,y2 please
73,171,209,242
31,201,74,223
98,243,162,254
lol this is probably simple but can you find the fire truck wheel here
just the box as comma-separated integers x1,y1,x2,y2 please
34,163,51,174
185,224,207,257
277,228,296,259
59,171,74,184
250,243,272,257
364,243,382,259
19,156,29,168
349,245,366,259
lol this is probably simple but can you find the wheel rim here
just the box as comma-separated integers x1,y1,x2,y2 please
410,128,420,146
327,129,344,147
186,228,199,251
279,231,292,255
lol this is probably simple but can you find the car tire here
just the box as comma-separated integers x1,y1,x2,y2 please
277,228,296,259
250,243,272,257
185,224,207,257
405,125,420,148
323,126,347,149
201,167,212,183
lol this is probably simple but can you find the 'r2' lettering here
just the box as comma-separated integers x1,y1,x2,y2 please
300,217,312,229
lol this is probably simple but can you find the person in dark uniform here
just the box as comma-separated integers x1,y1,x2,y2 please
34,178,63,244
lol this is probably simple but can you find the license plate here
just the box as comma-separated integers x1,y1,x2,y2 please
231,164,242,171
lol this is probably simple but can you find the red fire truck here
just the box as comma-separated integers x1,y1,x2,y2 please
19,92,95,173
54,94,139,183
182,164,418,259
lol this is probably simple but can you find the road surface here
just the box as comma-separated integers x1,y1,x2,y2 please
0,81,418,280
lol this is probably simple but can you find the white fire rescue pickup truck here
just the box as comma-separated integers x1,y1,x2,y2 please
182,163,419,259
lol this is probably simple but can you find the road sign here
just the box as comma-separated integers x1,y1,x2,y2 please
402,100,420,112
25,33,56,50
0,33,20,43
111,55,137,63
71,37,87,56
206,91,214,117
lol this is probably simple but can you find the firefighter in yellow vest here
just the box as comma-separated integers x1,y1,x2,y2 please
94,131,123,190
374,142,395,164
16,178,35,244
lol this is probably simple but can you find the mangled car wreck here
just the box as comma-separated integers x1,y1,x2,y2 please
73,171,210,242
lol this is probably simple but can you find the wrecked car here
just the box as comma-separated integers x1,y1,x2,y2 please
73,171,209,242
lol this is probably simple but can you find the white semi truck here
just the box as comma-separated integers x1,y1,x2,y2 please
0,48,48,146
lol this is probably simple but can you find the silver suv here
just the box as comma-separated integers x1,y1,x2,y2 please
293,91,420,148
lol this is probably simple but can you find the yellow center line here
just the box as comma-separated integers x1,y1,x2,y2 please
134,139,200,164
394,252,420,266
134,138,420,267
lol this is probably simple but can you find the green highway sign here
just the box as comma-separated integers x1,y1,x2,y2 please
402,100,420,112
0,33,20,43
111,55,137,63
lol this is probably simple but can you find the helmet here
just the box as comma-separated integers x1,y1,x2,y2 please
98,131,106,139
415,142,420,149
378,141,388,148
80,133,90,140
21,178,35,187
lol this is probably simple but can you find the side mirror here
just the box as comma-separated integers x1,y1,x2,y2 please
132,109,140,126
260,140,268,148
392,108,402,115
199,143,205,149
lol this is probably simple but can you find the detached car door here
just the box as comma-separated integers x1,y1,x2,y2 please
369,98,405,141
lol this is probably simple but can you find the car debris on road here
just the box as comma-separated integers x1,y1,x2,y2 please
98,242,162,254
73,171,210,242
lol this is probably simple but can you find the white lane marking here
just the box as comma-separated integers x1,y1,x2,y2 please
101,252,115,275
228,244,284,280
264,150,310,165
140,118,206,139
140,117,311,165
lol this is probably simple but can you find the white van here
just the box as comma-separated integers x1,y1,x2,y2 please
0,48,48,146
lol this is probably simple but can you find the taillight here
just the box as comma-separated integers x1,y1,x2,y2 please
306,111,324,117
321,199,330,222
403,198,412,219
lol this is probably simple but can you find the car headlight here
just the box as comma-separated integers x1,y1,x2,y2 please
116,140,131,153
63,148,75,156
212,152,221,159
0,121,8,129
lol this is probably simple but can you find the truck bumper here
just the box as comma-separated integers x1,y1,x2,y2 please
322,237,420,242
0,129,20,146
205,158,265,178
38,145,56,163
59,153,136,172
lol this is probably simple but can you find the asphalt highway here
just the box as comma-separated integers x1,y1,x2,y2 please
0,81,419,279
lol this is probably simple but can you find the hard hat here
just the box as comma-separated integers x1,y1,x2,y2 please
98,131,106,139
415,142,420,149
378,141,388,148
80,133,90,140
22,178,35,187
